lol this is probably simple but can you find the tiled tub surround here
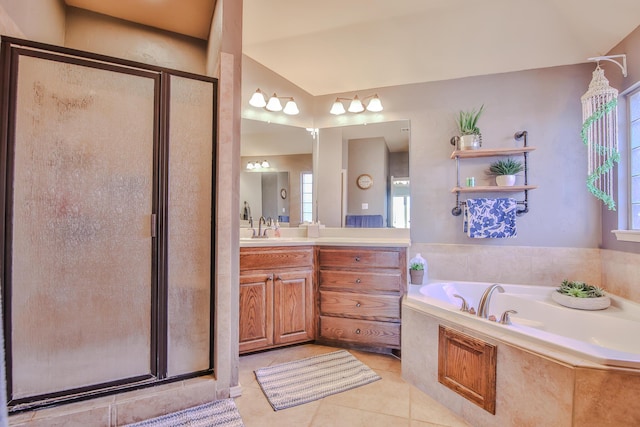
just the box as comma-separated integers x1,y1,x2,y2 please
402,285,640,426
411,243,640,305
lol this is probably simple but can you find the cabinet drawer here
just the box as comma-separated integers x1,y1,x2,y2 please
319,316,400,348
318,248,402,269
319,290,400,320
319,270,402,292
240,246,313,270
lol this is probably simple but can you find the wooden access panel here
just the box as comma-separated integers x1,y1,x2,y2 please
438,325,497,414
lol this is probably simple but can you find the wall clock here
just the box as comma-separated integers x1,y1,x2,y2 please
280,188,287,199
356,174,373,190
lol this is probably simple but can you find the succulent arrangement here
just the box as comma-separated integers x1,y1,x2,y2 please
556,280,606,298
457,105,484,136
488,158,524,175
410,262,424,271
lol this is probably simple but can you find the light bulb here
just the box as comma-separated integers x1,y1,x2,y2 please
261,160,270,168
330,99,346,115
283,99,299,115
265,94,283,112
366,95,383,112
348,95,364,113
249,89,267,108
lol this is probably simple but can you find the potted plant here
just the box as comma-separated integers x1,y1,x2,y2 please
456,105,484,150
551,279,610,310
488,157,523,186
409,262,425,285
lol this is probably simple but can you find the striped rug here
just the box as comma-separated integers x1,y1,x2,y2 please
123,399,244,427
254,350,381,411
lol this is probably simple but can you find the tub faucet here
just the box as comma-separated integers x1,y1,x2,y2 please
453,294,469,312
477,284,504,319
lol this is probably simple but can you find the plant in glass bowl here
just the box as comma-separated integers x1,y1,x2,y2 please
551,280,610,310
488,158,524,186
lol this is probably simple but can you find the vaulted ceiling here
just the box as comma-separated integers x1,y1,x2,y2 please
65,0,640,96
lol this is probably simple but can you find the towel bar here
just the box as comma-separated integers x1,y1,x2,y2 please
451,198,529,217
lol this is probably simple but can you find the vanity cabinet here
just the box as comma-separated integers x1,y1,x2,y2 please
317,246,407,350
239,246,315,353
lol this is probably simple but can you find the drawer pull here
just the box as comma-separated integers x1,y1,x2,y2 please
354,256,360,262
356,302,361,307
355,278,361,284
355,328,361,334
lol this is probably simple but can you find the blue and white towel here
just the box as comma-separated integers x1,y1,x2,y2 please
464,198,517,238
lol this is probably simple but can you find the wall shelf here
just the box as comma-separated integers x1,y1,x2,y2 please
451,185,538,193
450,146,536,159
451,130,535,216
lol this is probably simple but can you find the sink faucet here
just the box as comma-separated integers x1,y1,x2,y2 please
477,284,504,318
257,216,267,238
248,216,257,238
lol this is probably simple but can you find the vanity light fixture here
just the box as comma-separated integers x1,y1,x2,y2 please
249,88,299,115
330,94,383,115
246,160,270,170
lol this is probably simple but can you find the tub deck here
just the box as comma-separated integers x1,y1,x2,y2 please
406,280,640,369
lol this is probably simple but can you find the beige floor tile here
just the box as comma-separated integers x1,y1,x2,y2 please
409,385,471,426
322,369,410,418
311,403,410,427
236,344,466,427
235,386,320,427
349,349,401,373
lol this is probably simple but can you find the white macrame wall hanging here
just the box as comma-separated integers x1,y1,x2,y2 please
580,55,626,210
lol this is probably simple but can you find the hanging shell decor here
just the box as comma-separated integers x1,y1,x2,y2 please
580,65,620,210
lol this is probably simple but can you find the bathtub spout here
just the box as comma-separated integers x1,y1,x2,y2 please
477,284,505,319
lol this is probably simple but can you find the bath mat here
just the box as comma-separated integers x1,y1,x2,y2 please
123,399,244,427
254,349,381,411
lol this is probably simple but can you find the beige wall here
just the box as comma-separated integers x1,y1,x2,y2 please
243,41,602,247
0,1,245,421
242,55,315,129
0,0,65,43
240,154,312,226
347,137,388,221
65,7,207,74
312,63,602,248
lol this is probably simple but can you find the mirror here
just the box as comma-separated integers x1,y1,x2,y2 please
240,120,313,226
240,118,410,228
240,171,290,224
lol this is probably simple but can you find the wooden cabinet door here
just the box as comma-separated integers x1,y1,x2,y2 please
273,269,315,345
239,272,273,353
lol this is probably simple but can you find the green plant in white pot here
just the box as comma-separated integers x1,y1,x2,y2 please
409,262,425,285
456,105,484,150
488,158,523,186
551,280,610,310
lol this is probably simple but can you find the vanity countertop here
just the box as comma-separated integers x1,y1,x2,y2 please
239,227,410,248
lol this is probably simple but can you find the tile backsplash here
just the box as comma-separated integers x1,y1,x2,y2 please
411,243,639,304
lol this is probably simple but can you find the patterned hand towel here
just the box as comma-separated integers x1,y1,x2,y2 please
465,198,517,238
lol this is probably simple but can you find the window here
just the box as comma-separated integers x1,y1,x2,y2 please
301,172,313,223
630,88,640,229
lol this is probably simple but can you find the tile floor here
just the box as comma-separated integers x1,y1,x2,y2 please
235,344,471,427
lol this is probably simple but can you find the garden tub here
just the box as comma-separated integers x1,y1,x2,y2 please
405,280,640,369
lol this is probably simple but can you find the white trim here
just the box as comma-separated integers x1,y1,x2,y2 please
612,230,640,242
229,384,243,398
